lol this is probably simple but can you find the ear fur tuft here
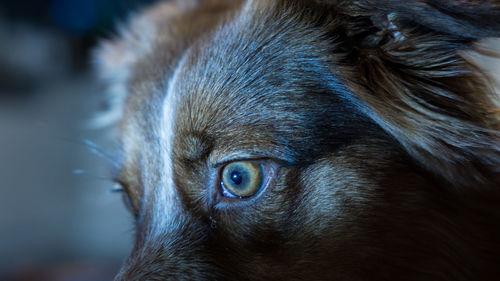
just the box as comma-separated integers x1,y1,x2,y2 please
327,0,500,187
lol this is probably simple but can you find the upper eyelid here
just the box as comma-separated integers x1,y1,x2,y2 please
110,166,127,189
112,178,131,194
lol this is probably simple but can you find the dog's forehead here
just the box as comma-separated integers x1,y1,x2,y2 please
165,15,353,157
120,1,342,161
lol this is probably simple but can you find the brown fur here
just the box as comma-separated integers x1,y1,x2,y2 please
95,0,500,280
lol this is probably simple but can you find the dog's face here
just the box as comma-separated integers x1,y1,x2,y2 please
96,0,500,280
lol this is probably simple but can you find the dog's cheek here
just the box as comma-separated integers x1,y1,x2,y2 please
290,149,386,262
212,167,297,240
290,140,472,278
293,140,418,237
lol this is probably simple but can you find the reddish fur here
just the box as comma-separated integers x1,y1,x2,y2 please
96,0,500,280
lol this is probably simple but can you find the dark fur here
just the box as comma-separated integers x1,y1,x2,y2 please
96,0,500,280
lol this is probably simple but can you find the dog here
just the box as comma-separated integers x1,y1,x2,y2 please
95,0,500,280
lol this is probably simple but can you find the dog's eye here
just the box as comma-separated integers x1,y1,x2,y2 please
112,180,137,216
221,161,263,198
120,189,135,214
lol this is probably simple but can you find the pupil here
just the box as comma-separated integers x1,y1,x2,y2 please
230,171,243,185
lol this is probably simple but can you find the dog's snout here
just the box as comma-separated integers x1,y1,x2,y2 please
114,220,214,281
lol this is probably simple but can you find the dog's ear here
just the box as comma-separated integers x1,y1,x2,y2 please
322,0,500,186
333,0,500,40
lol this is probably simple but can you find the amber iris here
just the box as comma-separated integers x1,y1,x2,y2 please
221,161,263,198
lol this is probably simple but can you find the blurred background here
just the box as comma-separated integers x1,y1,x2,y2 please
0,1,498,281
0,0,155,280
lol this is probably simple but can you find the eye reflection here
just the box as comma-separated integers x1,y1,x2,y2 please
221,161,263,198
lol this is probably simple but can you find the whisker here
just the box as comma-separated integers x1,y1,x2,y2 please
72,168,115,183
72,169,126,195
75,175,115,183
73,169,87,175
82,138,119,166
58,136,121,168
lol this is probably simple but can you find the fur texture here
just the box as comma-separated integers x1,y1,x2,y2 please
95,0,500,280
